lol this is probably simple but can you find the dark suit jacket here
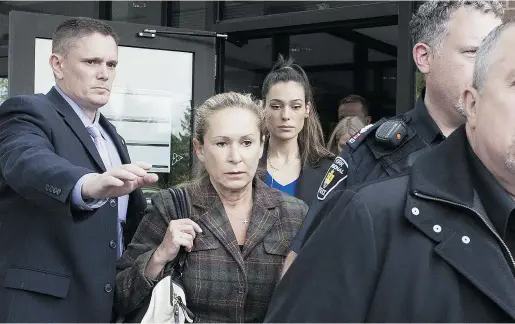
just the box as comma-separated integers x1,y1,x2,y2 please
115,177,308,323
0,87,147,322
259,141,334,204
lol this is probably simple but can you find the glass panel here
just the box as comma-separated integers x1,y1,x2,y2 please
0,78,7,104
111,1,162,25
1,1,99,18
415,71,425,100
224,37,273,98
222,1,372,20
169,1,206,30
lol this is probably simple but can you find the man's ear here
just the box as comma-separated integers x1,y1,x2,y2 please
193,138,205,162
49,53,65,80
463,86,479,129
413,42,431,74
365,116,372,125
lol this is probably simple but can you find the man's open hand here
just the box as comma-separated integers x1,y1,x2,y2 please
81,162,158,199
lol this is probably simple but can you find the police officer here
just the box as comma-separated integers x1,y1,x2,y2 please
281,0,505,275
265,20,515,322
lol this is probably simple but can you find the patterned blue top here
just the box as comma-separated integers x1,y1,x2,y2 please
265,171,298,197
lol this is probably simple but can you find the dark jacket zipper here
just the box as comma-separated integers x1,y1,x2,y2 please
413,190,515,271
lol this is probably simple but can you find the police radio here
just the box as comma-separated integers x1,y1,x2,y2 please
375,120,408,148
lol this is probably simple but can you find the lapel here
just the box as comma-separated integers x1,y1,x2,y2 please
296,161,324,202
189,177,281,269
241,179,280,258
99,114,131,164
405,126,515,320
189,177,244,269
46,87,106,172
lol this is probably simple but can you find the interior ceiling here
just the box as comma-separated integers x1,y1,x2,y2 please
226,24,398,71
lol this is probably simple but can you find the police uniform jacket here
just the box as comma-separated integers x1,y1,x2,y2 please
291,92,445,253
265,126,515,322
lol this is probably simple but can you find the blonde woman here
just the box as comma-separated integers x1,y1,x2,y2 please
115,92,308,323
326,116,366,154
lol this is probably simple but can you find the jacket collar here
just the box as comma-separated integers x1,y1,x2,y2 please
409,125,474,207
187,176,282,270
406,125,515,320
46,87,109,171
46,86,130,168
404,94,445,145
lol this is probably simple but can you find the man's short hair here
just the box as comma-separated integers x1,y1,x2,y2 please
409,0,504,55
52,17,120,56
473,20,515,93
338,94,370,117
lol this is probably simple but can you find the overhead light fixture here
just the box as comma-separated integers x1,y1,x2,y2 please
290,43,312,53
132,1,147,8
316,3,331,10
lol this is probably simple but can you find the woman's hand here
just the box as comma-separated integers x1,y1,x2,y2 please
145,219,202,279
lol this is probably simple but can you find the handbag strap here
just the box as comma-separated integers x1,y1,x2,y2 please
168,187,190,276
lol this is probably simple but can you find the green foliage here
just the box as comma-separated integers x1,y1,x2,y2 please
416,71,425,98
0,78,8,103
168,105,192,187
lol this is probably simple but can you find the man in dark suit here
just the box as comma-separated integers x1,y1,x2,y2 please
0,17,158,322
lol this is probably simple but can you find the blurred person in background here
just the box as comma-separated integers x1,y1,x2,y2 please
337,94,371,125
327,116,366,154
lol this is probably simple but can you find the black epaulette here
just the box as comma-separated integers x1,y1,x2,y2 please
346,118,386,152
347,115,410,152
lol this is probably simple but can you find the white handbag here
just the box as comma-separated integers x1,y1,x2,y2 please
141,276,194,323
140,188,195,324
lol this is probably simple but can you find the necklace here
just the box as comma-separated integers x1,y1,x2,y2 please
225,209,250,227
267,152,300,172
267,155,284,171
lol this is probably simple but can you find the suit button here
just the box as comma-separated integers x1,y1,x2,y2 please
110,199,117,208
104,283,113,293
109,240,117,249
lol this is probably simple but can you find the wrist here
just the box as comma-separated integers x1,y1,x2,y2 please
80,173,97,200
152,245,170,267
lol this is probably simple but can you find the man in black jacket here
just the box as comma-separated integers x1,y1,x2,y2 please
282,0,505,275
265,21,515,322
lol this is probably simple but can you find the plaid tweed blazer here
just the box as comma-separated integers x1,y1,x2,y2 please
114,177,308,323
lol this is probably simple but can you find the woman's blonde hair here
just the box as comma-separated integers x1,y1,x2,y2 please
261,55,334,166
326,116,366,154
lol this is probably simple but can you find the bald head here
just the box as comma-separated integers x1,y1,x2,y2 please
473,21,515,93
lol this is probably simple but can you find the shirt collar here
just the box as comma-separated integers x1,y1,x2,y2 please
406,88,445,145
467,141,515,239
54,85,100,127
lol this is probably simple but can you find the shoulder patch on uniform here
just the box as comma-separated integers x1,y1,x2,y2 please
347,123,377,150
317,156,349,201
